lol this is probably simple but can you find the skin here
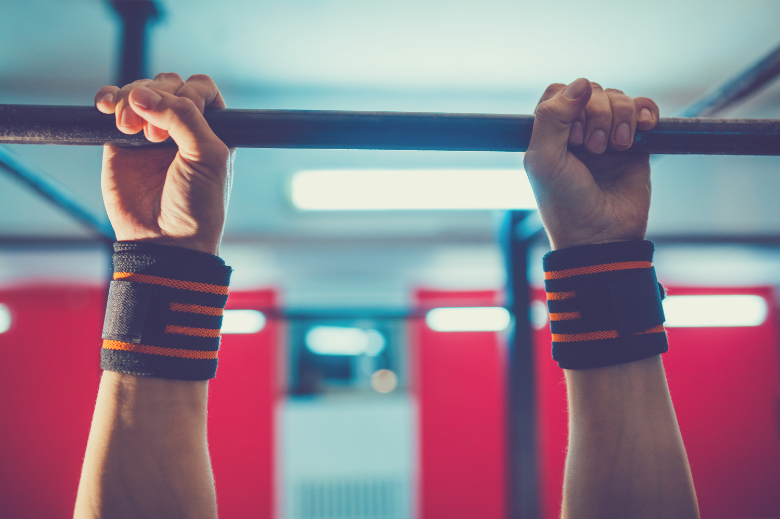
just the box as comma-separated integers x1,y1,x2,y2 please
525,78,699,518
74,73,231,519
75,74,699,518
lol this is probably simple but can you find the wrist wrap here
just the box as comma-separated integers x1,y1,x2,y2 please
543,240,667,370
100,242,232,380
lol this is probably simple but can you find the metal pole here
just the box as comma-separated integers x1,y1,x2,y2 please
0,146,115,241
1,105,779,155
111,0,161,87
678,42,780,118
503,210,538,519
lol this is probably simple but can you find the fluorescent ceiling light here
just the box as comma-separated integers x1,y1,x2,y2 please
426,307,511,332
0,304,9,334
290,169,537,210
305,326,386,356
221,310,266,334
663,295,768,328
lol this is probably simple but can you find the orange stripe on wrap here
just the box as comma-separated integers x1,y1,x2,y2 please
549,311,581,321
113,272,229,295
546,290,576,301
165,325,221,338
553,324,666,343
545,261,652,280
169,302,224,316
102,339,218,360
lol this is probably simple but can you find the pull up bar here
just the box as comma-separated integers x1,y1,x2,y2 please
1,104,779,155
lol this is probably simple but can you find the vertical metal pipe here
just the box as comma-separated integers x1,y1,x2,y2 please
111,0,161,86
504,210,539,519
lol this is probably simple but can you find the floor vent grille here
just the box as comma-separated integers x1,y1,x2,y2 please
294,477,405,519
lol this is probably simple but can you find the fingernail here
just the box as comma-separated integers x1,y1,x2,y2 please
99,92,114,104
588,129,607,153
614,123,631,145
131,87,162,110
570,121,584,145
639,108,652,121
120,106,143,127
563,78,588,99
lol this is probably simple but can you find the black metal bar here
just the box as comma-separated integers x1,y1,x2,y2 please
503,210,539,519
0,146,115,241
111,0,161,86
678,42,780,118
1,105,779,155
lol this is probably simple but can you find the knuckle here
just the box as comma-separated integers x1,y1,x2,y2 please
172,96,199,117
188,73,215,85
544,83,565,95
534,101,559,120
586,106,612,120
590,82,603,90
155,72,183,82
605,88,625,95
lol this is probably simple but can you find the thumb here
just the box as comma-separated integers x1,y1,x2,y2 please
527,78,592,168
128,87,223,160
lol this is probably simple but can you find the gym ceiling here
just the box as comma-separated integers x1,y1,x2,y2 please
1,0,780,243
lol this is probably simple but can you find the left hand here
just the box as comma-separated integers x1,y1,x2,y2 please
94,72,234,255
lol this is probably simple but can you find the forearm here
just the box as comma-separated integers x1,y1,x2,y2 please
561,355,698,519
74,372,217,519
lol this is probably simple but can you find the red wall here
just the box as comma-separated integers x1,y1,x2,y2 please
0,285,104,519
534,285,780,519
209,290,280,519
0,285,279,519
2,283,777,518
412,289,506,519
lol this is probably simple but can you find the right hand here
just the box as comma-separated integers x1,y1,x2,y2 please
523,78,660,251
94,73,234,255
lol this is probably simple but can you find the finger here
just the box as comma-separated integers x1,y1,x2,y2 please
114,79,152,134
138,73,187,141
94,86,120,114
605,88,637,151
528,78,592,168
128,87,228,161
583,83,611,154
634,97,660,131
569,112,586,147
537,83,565,105
175,74,227,113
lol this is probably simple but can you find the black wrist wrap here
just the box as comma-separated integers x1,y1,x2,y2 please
543,240,667,370
100,242,232,380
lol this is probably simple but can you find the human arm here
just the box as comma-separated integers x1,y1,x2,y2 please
74,73,233,519
524,78,699,518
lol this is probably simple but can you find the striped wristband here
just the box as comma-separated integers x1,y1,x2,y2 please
543,240,667,370
100,241,232,380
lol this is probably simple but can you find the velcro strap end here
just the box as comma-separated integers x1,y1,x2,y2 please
102,280,154,344
609,267,665,336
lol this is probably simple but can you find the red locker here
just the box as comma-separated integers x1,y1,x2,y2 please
534,285,780,519
0,285,104,518
209,289,281,518
412,289,506,519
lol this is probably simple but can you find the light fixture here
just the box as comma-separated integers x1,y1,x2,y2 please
221,310,266,334
305,326,386,356
371,369,398,393
663,295,768,328
290,169,537,210
0,304,10,334
425,307,511,332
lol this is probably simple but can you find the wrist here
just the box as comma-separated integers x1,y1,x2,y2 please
114,236,220,256
542,240,667,370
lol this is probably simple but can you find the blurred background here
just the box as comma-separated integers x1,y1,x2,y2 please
1,1,779,518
